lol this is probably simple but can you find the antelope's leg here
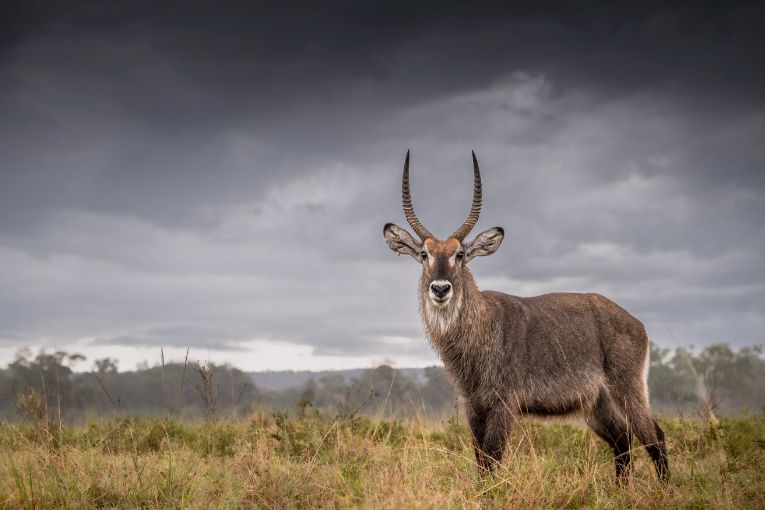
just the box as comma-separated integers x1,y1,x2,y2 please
587,390,632,483
609,380,670,482
468,405,511,473
481,407,511,471
466,405,488,470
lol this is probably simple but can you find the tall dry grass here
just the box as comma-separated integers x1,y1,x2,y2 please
1,406,763,509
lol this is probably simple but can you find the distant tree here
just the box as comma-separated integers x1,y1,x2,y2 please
647,343,697,411
300,379,318,404
420,366,455,414
93,357,119,374
3,349,89,420
1,344,763,421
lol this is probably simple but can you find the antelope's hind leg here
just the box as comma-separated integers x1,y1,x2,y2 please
651,418,669,481
608,390,669,482
608,385,669,482
587,391,632,483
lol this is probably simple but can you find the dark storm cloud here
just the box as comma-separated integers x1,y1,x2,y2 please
4,2,764,145
0,1,763,368
2,1,762,230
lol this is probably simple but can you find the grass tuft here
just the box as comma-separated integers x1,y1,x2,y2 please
1,411,764,508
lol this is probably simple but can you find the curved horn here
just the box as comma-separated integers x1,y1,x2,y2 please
450,151,482,241
402,150,434,241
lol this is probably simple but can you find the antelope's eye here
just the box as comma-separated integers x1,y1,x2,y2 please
420,251,428,261
456,251,464,259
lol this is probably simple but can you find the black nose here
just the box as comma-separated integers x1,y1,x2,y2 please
430,282,452,298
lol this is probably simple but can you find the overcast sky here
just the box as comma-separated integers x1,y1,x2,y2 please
1,2,763,372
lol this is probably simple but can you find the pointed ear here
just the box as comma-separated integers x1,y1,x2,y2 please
464,227,504,263
383,223,423,262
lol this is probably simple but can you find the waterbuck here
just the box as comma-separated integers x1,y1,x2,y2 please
383,151,668,482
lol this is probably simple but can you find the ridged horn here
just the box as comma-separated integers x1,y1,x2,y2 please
402,150,434,241
450,151,482,241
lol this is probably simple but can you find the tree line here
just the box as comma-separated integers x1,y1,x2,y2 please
1,342,763,422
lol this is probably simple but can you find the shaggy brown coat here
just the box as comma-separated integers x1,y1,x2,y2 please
383,152,668,482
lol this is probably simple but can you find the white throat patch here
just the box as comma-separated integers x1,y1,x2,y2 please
422,290,463,337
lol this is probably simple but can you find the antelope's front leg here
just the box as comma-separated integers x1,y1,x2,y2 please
466,406,488,471
468,405,511,474
480,407,511,473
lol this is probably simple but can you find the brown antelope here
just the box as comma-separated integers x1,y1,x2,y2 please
383,151,668,482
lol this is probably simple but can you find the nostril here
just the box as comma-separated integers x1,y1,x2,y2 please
430,282,452,298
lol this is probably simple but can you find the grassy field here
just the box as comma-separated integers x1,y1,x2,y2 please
1,410,764,509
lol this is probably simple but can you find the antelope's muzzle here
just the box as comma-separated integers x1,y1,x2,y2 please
429,280,453,305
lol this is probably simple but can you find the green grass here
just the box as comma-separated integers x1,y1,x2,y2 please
1,411,764,509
